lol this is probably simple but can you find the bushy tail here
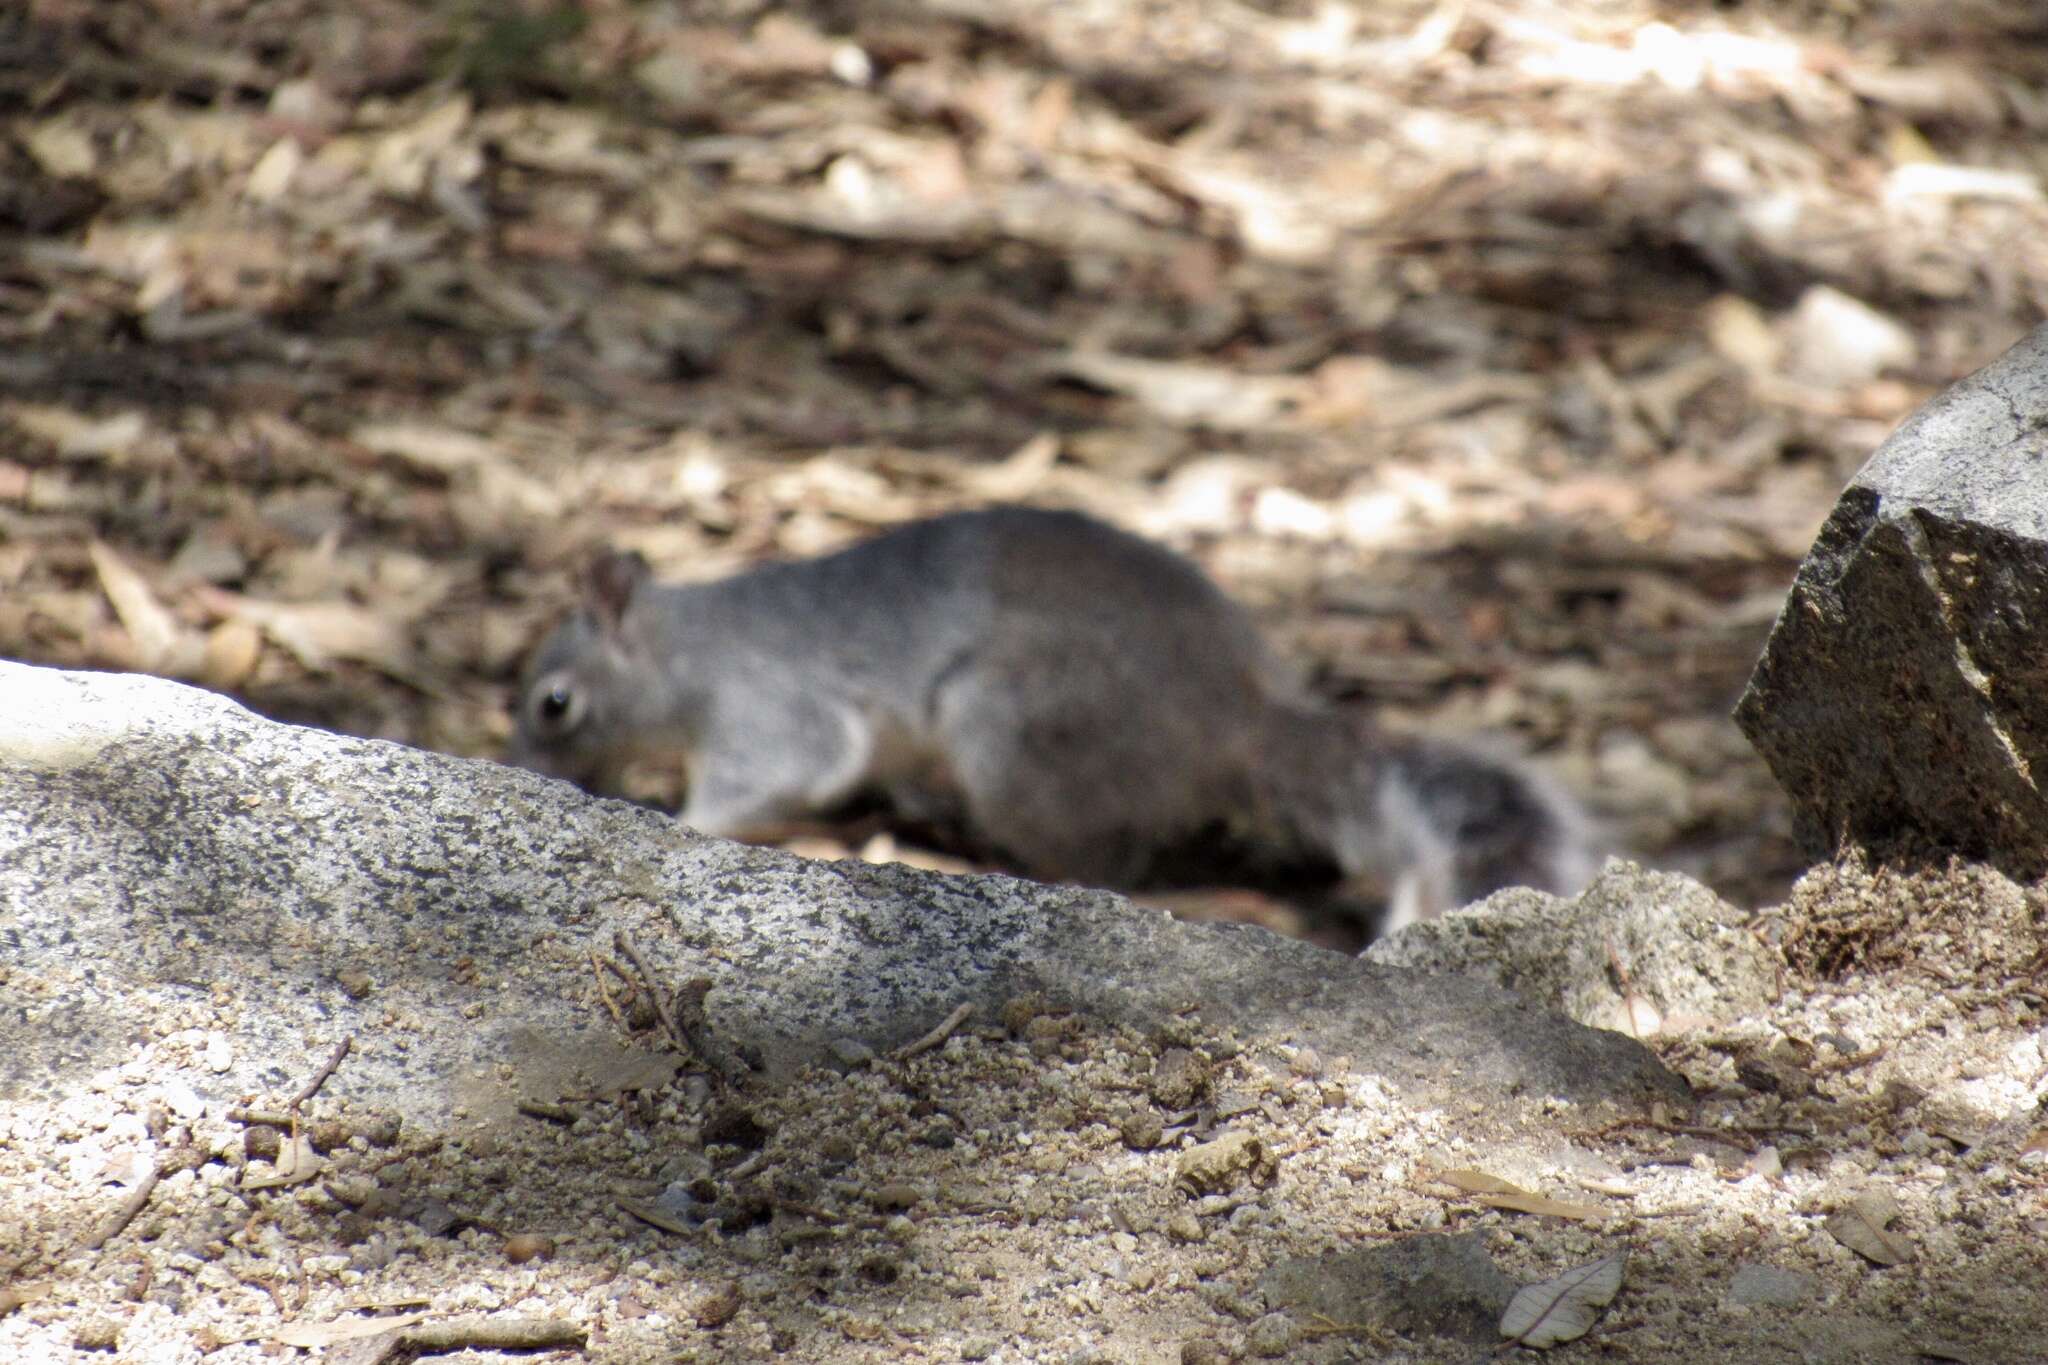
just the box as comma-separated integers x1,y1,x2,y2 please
1258,705,1597,934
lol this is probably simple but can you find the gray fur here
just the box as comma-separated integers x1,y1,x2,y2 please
511,507,1593,927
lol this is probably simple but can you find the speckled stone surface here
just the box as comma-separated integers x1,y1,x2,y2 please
1365,861,1776,1033
0,661,1680,1122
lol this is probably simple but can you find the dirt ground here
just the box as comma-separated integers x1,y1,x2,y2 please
6,0,2048,1360
3,856,2047,1363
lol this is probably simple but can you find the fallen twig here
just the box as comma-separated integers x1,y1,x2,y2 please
1571,1118,1760,1153
516,1100,577,1124
82,1164,164,1252
1812,1042,1890,1075
614,930,689,1053
892,1003,975,1061
291,1037,352,1111
768,1196,845,1226
404,1315,587,1352
673,977,749,1083
590,948,633,1035
613,931,745,1084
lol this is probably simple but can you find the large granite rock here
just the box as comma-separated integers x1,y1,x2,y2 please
0,661,1680,1125
1737,324,2048,870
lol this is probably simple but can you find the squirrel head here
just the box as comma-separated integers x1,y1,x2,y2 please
507,549,656,785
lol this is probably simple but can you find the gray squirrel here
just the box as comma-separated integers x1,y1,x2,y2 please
511,506,1595,933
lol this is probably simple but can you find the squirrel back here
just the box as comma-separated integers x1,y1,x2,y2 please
512,506,1595,929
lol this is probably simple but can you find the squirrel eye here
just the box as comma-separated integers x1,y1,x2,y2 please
537,684,575,725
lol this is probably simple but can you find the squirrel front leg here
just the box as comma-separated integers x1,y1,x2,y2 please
680,691,877,842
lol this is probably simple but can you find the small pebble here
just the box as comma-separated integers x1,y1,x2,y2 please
692,1279,742,1328
1150,1048,1211,1109
1174,1131,1267,1197
322,1175,378,1208
357,1112,403,1148
1167,1212,1205,1244
871,1183,922,1211
1246,1312,1296,1357
1001,994,1047,1035
1023,1014,1068,1056
826,1038,875,1069
503,1233,555,1265
308,1119,352,1153
72,1319,121,1352
1120,1112,1164,1151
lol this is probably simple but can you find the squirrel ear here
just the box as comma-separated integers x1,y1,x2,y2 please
583,549,652,628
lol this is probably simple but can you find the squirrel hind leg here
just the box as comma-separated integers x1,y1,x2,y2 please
930,668,1213,888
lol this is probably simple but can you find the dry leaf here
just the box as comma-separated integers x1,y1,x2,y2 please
1430,1167,1607,1219
201,619,265,690
272,1313,424,1348
1432,1168,1531,1197
198,587,418,681
352,422,499,474
8,405,149,461
90,541,188,673
1500,1252,1627,1349
1475,1191,1609,1222
244,1133,325,1190
1824,1190,1914,1266
353,422,562,518
0,1282,53,1318
1040,352,1307,431
618,1196,692,1236
964,431,1059,500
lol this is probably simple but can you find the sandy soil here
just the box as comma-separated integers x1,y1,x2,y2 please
4,856,2044,1364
